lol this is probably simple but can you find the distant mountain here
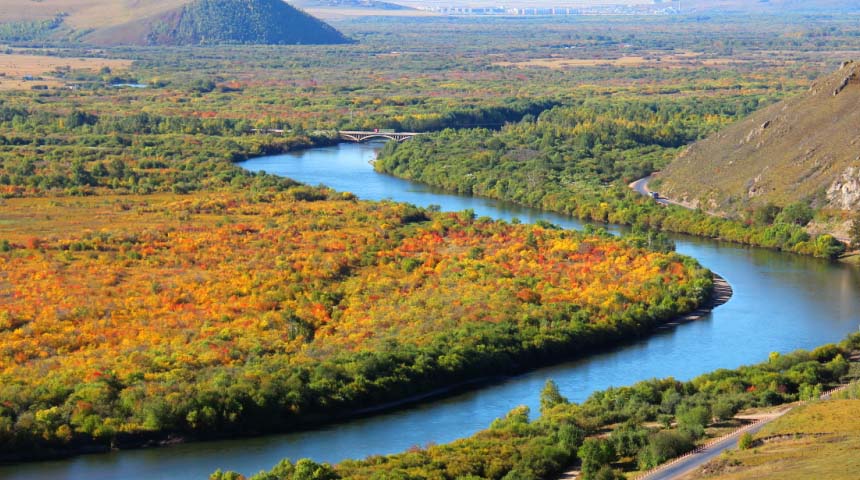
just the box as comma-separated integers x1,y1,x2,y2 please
92,0,350,45
0,0,350,46
658,62,860,216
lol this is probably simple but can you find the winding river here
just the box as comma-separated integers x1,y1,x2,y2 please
3,142,859,480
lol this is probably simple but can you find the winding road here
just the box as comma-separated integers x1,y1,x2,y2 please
629,175,672,206
638,413,786,480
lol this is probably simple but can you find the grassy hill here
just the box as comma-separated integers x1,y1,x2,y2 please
657,62,860,218
681,398,860,480
0,0,350,45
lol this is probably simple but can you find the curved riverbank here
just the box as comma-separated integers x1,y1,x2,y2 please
0,270,730,467
2,144,857,480
375,138,846,258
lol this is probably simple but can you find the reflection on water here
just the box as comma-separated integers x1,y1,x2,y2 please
3,142,858,480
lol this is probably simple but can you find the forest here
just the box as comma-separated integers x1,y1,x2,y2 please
0,192,710,459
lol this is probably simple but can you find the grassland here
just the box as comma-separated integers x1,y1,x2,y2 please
680,399,860,480
492,51,735,70
0,0,186,29
0,53,131,90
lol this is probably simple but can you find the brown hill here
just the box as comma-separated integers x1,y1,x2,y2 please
0,0,187,28
0,0,349,46
658,62,860,219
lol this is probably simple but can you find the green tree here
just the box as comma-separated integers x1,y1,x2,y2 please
70,160,95,187
775,202,814,226
676,405,710,439
637,430,694,469
540,380,568,415
577,438,616,480
738,432,755,450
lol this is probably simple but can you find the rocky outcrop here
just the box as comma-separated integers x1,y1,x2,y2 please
827,166,860,209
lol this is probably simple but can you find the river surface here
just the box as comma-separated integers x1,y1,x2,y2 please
3,142,859,480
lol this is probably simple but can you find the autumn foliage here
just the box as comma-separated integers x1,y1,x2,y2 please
0,191,711,457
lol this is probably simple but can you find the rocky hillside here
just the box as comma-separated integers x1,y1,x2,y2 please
658,62,860,217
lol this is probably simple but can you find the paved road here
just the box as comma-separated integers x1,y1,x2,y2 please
629,175,671,206
641,416,780,480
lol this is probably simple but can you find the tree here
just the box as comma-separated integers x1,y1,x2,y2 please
540,380,568,415
775,202,814,226
609,421,648,457
676,405,710,439
750,203,781,226
637,430,694,469
577,438,616,480
70,160,95,187
738,432,755,450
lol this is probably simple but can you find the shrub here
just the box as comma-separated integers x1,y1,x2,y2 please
637,430,694,469
738,431,755,450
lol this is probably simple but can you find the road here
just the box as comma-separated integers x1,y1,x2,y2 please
635,380,854,480
640,413,785,480
629,175,671,206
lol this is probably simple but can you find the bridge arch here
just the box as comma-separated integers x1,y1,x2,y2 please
338,131,421,143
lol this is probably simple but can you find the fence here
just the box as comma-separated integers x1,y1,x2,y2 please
636,416,768,480
636,381,854,480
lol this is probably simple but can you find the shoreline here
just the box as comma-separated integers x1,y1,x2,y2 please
0,272,731,466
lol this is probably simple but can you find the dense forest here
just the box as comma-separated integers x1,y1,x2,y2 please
213,334,859,480
0,192,710,459
0,93,551,198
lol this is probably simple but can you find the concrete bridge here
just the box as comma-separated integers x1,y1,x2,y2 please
338,130,422,142
252,129,422,142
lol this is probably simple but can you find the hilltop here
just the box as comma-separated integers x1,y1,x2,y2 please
0,0,350,46
657,62,860,220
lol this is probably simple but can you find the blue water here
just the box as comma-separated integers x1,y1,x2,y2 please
3,142,858,480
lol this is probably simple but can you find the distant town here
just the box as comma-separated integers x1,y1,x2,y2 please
417,1,681,15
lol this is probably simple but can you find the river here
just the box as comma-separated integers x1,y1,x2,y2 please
3,142,859,480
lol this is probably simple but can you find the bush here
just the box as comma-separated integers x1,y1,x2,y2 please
850,213,860,247
737,431,755,450
578,438,616,480
637,430,694,469
676,405,710,439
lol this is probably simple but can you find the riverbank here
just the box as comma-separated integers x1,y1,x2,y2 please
3,267,731,467
657,273,732,331
217,335,860,480
374,135,846,259
0,192,716,466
